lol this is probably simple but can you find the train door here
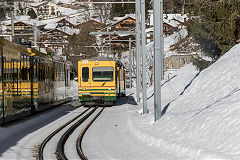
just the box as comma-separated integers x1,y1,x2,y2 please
79,64,91,90
3,58,13,121
12,59,21,111
44,62,51,103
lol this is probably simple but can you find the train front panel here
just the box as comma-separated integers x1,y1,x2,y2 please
78,60,116,105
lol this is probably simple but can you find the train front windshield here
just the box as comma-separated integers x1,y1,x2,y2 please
92,67,113,81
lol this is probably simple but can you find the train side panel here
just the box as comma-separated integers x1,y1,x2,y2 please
0,39,74,124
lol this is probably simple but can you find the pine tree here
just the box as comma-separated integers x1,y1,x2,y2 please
188,0,240,59
110,0,152,20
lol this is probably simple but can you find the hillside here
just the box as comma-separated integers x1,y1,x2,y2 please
127,43,240,159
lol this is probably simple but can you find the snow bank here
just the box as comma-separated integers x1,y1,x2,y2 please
128,44,240,159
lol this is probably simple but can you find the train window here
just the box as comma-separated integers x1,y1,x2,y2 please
70,72,74,80
12,61,18,82
38,59,45,81
34,59,38,80
92,67,113,82
0,58,1,81
82,67,89,82
21,55,29,81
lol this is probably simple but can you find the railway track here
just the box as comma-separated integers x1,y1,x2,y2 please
77,107,105,160
37,106,105,160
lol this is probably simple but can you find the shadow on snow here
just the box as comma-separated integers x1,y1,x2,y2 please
0,104,76,156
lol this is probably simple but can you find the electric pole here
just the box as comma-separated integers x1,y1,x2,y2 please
11,10,14,42
135,0,141,103
153,0,163,121
129,38,132,88
141,0,147,114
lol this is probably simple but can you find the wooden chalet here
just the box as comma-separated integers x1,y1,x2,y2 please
76,20,106,31
107,15,136,31
28,0,60,20
56,18,75,28
6,21,45,42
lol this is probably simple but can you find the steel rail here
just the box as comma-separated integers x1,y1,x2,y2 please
57,107,98,160
37,106,89,160
77,107,105,160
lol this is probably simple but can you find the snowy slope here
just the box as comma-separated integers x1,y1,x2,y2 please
128,44,240,159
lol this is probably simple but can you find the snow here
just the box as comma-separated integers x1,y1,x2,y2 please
30,1,48,7
45,23,58,30
164,29,188,57
109,14,135,28
57,26,80,35
3,15,46,27
163,19,180,28
148,11,188,26
57,6,78,16
53,0,75,4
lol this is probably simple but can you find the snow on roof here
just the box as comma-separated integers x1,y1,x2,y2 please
163,14,188,23
110,14,136,27
57,26,79,35
56,6,78,16
45,23,58,30
149,11,188,26
30,1,49,7
4,16,46,27
66,17,78,25
53,0,75,4
145,27,153,33
163,19,180,28
41,17,63,30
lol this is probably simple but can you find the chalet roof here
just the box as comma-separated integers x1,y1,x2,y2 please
145,27,153,33
57,17,78,25
4,17,46,27
149,10,188,26
163,19,180,28
163,14,188,23
66,17,78,25
30,0,52,7
77,19,105,26
56,6,78,16
109,14,136,27
45,23,58,30
41,17,63,30
56,26,80,35
43,17,79,30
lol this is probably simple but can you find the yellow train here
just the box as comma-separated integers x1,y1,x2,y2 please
0,38,74,124
78,58,126,106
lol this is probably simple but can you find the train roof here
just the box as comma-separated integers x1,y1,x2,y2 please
0,38,70,64
80,57,125,68
0,38,29,53
83,57,117,61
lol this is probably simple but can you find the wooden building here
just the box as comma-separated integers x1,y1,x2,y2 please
28,0,60,20
6,21,45,42
76,20,106,31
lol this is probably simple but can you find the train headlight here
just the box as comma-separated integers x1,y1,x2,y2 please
108,88,111,90
83,88,86,91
